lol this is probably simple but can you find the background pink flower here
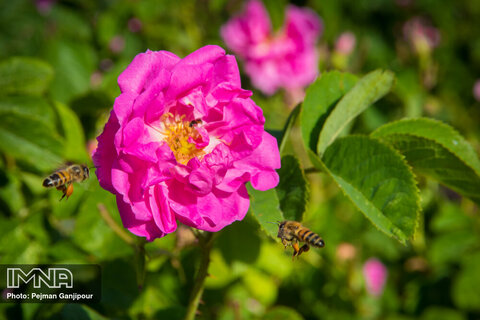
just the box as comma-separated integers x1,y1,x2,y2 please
403,17,440,55
473,80,480,102
363,258,388,297
335,32,356,56
221,0,322,95
93,45,280,241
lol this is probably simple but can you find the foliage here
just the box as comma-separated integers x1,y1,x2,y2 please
1,0,480,319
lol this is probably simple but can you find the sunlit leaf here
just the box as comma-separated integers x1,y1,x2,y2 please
0,57,53,96
276,155,308,222
54,101,89,162
317,69,395,155
321,136,420,244
0,96,55,127
301,71,357,152
372,118,480,204
45,40,96,103
247,184,283,240
0,113,63,171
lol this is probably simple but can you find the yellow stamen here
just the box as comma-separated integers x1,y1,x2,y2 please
161,113,205,165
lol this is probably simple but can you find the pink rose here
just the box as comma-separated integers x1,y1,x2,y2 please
363,258,388,297
93,45,280,241
221,0,322,95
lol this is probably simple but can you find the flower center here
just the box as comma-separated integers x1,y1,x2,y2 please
161,113,205,165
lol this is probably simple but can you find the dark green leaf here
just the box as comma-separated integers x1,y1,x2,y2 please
218,216,261,264
301,71,357,152
317,69,395,155
0,57,53,96
322,136,420,244
247,183,283,239
372,118,480,204
276,155,309,221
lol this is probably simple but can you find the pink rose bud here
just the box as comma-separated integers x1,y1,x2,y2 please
93,45,281,241
36,0,56,14
403,17,440,54
363,258,388,297
221,0,322,95
128,18,142,33
335,32,356,55
473,80,480,102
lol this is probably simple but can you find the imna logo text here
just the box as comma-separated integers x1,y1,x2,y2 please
7,268,73,289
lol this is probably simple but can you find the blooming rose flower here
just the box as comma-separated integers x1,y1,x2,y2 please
363,258,388,297
93,45,280,241
221,0,322,95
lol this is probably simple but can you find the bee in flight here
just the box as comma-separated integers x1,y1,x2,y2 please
42,164,90,200
276,221,325,259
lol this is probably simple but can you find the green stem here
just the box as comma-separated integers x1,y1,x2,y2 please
184,232,214,320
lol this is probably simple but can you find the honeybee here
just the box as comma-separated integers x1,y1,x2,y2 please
42,164,90,200
189,119,202,127
276,221,325,259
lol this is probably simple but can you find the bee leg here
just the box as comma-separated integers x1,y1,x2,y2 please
57,185,67,201
292,242,301,260
65,183,74,200
299,244,310,256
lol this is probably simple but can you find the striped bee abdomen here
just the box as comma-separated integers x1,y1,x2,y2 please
297,228,325,248
42,171,70,188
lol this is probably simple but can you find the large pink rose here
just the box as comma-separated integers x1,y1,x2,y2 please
221,0,322,95
93,45,281,241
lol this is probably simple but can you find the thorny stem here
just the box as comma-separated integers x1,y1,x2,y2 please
184,231,215,320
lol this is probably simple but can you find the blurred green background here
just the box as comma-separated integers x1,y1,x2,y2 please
0,0,480,319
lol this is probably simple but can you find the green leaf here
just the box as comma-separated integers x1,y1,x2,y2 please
263,0,287,31
45,40,96,103
317,69,395,155
247,184,283,239
53,101,89,162
372,118,480,204
262,306,304,320
72,180,132,260
218,216,261,264
278,103,301,154
0,57,53,96
276,155,309,221
0,96,56,127
453,252,480,311
321,136,420,244
421,307,466,320
0,113,64,171
301,71,357,152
